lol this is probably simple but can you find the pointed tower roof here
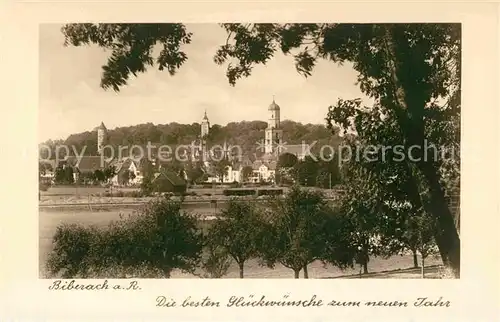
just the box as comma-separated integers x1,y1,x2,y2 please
96,122,107,131
202,109,209,121
268,96,280,111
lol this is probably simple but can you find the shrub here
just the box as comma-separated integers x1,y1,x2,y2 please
229,181,242,188
438,266,455,279
256,189,283,197
117,200,204,277
39,182,50,192
223,189,256,196
45,198,204,278
122,190,142,198
46,223,101,278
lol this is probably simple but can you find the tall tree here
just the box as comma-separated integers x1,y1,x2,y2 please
213,159,230,182
186,163,205,184
294,155,320,186
61,23,460,276
337,166,389,274
118,169,132,186
241,165,254,182
277,152,299,168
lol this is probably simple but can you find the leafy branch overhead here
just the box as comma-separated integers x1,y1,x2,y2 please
62,23,192,91
62,23,460,101
62,23,323,89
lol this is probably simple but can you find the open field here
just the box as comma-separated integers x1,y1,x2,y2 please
39,208,443,279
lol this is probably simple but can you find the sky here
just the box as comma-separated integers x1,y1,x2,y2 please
39,23,369,142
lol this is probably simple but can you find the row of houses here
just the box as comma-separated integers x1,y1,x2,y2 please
40,153,284,187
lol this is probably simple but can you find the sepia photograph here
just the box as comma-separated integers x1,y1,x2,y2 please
38,22,461,280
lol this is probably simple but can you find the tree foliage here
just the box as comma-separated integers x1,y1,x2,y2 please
292,154,341,188
199,243,233,278
54,165,74,184
277,152,298,168
62,24,192,91
212,159,231,182
241,165,254,182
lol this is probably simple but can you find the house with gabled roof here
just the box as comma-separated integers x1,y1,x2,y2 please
110,157,144,186
61,155,112,184
151,169,187,194
249,158,277,183
64,156,110,172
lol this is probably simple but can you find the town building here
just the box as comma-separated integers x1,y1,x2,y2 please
264,98,283,154
110,157,143,186
96,122,107,155
152,170,188,194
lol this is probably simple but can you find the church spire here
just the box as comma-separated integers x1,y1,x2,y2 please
201,109,210,139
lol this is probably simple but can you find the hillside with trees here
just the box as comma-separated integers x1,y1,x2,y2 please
39,120,343,160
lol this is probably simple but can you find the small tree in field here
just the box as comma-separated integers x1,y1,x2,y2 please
258,186,331,278
319,209,358,273
112,199,203,277
403,212,438,278
338,190,385,274
199,242,233,278
207,199,260,278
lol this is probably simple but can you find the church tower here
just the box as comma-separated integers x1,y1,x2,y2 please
201,110,210,139
96,122,107,155
265,98,283,154
200,110,210,163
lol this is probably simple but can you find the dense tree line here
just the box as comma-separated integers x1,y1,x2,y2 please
39,120,343,160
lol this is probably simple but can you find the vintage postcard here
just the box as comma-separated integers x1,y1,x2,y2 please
0,1,499,321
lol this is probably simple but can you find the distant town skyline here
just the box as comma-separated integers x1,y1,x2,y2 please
39,23,371,142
